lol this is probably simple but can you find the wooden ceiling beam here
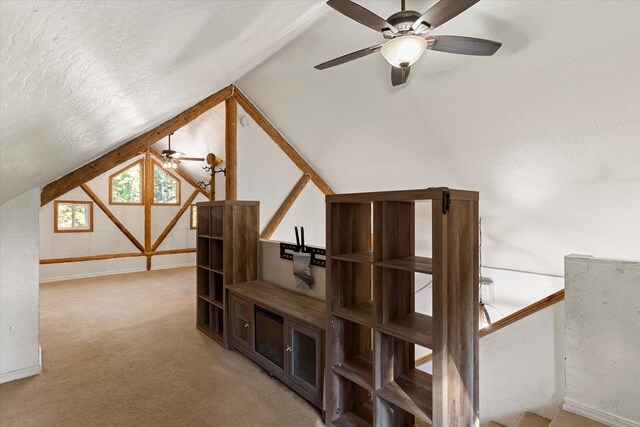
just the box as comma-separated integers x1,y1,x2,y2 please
260,174,311,240
231,85,335,195
41,85,233,206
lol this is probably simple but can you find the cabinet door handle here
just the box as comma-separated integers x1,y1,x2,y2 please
286,345,292,352
244,322,250,328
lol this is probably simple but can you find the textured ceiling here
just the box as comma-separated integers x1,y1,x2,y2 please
0,0,326,204
237,0,640,275
2,1,639,276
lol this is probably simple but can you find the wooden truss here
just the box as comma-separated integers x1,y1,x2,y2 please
40,85,334,267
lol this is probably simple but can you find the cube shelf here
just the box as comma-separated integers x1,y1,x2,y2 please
331,374,374,427
195,201,259,348
333,301,374,327
326,188,479,427
376,368,433,423
332,348,374,391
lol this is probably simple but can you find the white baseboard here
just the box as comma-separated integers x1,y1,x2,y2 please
0,346,42,384
40,261,195,283
39,266,147,283
564,400,640,427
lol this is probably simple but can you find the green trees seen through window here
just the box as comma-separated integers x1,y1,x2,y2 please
55,202,92,232
154,164,179,204
111,162,142,204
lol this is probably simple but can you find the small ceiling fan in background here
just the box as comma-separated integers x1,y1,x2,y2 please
315,0,502,86
160,133,204,169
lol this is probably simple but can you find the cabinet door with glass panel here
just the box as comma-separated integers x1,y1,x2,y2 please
229,294,252,352
287,321,323,403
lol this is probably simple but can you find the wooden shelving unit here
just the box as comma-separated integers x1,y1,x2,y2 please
195,200,259,347
326,188,479,427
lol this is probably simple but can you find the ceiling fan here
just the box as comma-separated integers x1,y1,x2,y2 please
160,133,204,170
314,0,502,86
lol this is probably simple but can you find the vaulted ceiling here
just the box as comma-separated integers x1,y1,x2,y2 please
1,0,639,275
0,0,326,204
236,0,640,274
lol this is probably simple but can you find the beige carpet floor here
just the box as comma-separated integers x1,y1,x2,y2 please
0,267,324,427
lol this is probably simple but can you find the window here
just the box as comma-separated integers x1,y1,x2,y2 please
190,205,197,230
110,160,143,205
55,201,93,232
153,162,180,205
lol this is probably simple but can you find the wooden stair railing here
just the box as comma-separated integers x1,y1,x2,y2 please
416,288,565,367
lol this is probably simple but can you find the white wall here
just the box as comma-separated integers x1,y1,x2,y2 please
564,255,640,427
0,188,41,383
40,154,208,282
478,302,565,426
237,0,640,277
259,239,326,301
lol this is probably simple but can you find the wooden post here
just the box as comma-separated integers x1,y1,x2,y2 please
431,195,479,427
144,151,153,270
225,97,237,200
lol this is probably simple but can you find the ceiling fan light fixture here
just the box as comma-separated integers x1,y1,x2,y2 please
380,35,428,68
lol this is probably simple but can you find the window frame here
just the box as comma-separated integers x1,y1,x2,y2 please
190,204,197,230
152,159,181,206
54,200,94,233
109,159,144,206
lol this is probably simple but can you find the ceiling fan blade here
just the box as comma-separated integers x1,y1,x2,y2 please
315,44,383,70
412,0,479,31
327,0,397,34
178,157,206,162
391,66,410,87
426,35,502,56
172,151,186,159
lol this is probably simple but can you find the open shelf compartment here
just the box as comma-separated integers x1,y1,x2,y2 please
211,205,223,238
209,272,224,306
197,237,210,268
330,257,373,326
210,239,223,272
376,368,433,424
197,204,210,236
374,332,432,424
197,267,209,298
330,373,373,427
376,312,433,349
331,317,374,391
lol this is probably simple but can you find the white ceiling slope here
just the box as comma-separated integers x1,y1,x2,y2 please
0,0,326,204
237,0,640,275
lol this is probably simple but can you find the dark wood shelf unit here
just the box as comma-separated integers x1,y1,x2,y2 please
326,188,479,427
195,200,259,348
